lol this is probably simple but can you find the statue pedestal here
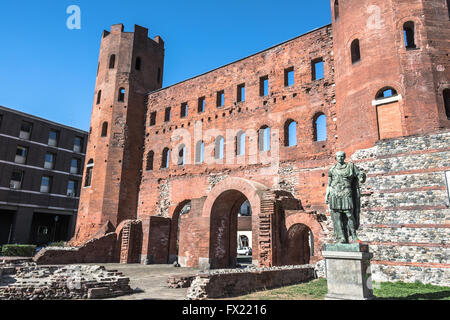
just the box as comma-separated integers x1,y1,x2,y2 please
322,244,375,300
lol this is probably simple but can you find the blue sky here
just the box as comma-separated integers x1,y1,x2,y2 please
0,1,331,131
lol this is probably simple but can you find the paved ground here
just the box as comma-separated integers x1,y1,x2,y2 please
82,264,201,300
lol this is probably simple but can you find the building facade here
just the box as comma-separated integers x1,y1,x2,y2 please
0,106,88,246
66,0,449,285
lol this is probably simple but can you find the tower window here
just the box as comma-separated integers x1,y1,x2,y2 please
109,54,116,69
165,107,171,122
44,153,56,170
444,89,450,119
150,111,157,126
314,113,327,142
101,122,108,137
96,90,102,105
198,97,206,113
403,22,417,49
334,0,339,21
260,75,269,97
180,103,188,118
161,148,170,168
84,159,94,187
376,87,398,100
217,90,225,107
237,84,245,102
351,39,361,64
285,67,295,87
157,68,161,84
118,88,126,102
312,59,324,81
146,150,154,171
135,57,142,70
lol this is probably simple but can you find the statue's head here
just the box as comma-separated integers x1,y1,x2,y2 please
336,151,346,164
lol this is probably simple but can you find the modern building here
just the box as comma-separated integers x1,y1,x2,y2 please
0,106,88,246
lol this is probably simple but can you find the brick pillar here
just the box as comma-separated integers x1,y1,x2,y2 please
258,191,276,267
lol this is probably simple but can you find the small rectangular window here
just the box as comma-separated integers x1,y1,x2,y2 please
15,146,28,164
285,67,295,87
44,153,56,170
260,76,269,96
237,84,245,102
217,91,225,107
165,107,171,122
40,176,52,193
10,171,23,189
0,114,3,129
180,103,188,118
150,112,157,126
67,180,78,197
73,137,83,153
70,158,80,175
19,121,33,140
48,130,59,147
312,59,324,81
198,97,206,113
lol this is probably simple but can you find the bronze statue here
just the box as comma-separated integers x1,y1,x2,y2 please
326,151,366,244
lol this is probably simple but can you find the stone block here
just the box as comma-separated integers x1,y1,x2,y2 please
323,244,374,300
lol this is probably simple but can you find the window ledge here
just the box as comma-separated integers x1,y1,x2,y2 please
372,94,402,106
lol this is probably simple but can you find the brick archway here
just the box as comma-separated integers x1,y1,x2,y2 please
285,212,324,263
202,178,270,269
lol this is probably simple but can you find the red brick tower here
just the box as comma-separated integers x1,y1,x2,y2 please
331,0,450,154
72,24,165,245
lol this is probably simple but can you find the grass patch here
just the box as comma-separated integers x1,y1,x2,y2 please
225,279,450,300
229,278,328,300
374,281,450,300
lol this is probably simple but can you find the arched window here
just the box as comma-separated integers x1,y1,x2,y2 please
146,151,154,171
195,141,204,164
376,87,398,100
157,68,161,84
314,114,327,142
96,90,102,105
85,159,94,187
403,21,417,49
214,136,224,160
109,54,116,69
236,131,246,156
259,126,271,151
351,39,361,64
444,89,450,119
118,88,126,102
334,0,340,21
161,148,170,169
177,144,186,166
135,57,142,71
284,120,297,147
101,122,108,137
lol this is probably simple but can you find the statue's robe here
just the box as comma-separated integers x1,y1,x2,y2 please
328,162,363,229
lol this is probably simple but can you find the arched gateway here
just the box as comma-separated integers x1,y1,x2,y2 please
176,177,324,269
